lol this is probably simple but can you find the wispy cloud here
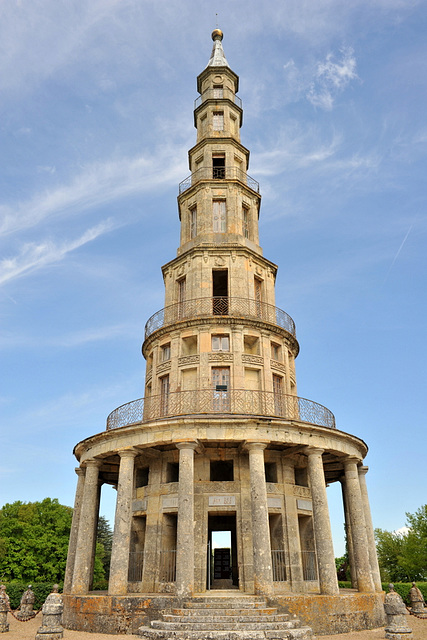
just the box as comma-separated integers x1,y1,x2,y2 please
0,220,115,285
307,47,358,110
0,149,186,237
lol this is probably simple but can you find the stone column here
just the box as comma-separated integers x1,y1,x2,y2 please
246,442,273,596
108,449,138,595
175,441,198,598
343,457,374,593
305,447,339,595
358,466,382,592
63,467,85,593
340,476,358,589
71,459,102,594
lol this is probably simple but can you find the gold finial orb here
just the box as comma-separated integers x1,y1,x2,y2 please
212,29,223,41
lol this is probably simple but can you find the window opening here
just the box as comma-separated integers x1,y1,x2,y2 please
136,467,149,488
160,374,170,416
212,269,228,315
213,84,223,98
210,460,234,481
166,462,179,483
273,374,284,416
271,342,281,361
212,335,229,351
213,200,226,232
161,343,171,362
177,277,186,319
190,206,197,239
265,462,278,483
212,367,230,411
254,277,262,317
213,111,224,131
242,205,249,238
212,154,225,179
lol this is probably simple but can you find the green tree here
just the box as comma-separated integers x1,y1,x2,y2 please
0,498,110,585
96,516,113,578
0,498,73,582
375,504,427,582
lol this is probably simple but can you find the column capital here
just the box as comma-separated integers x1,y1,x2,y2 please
344,455,362,468
176,440,199,451
304,446,324,457
358,465,369,476
83,458,102,469
117,448,139,459
75,467,85,477
244,441,268,452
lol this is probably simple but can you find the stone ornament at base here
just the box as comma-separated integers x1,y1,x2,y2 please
0,585,10,633
17,584,36,620
409,582,427,618
384,583,413,639
35,585,64,640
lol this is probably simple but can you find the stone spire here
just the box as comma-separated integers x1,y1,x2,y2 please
207,29,229,68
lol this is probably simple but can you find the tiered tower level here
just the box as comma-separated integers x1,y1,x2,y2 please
64,31,384,634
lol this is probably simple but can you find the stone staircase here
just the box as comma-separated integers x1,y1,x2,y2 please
137,594,314,639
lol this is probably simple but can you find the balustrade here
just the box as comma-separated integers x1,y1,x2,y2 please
179,166,259,194
106,389,335,430
145,296,295,339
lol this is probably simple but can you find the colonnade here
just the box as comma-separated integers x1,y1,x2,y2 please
64,444,381,598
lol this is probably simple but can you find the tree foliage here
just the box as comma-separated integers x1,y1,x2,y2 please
0,498,73,582
0,498,109,585
375,504,427,582
97,515,113,579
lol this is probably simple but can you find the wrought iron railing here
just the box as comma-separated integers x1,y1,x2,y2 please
128,551,144,582
179,166,259,194
271,550,287,582
159,549,176,583
106,389,336,430
145,296,296,340
194,89,242,110
301,550,318,581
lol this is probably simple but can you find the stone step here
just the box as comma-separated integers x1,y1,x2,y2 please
183,600,267,609
152,620,300,631
164,614,291,624
138,627,314,640
172,608,281,617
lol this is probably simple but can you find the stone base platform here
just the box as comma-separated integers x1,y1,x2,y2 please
63,590,385,636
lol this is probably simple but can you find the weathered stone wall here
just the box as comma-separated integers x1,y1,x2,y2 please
275,592,386,635
63,592,386,635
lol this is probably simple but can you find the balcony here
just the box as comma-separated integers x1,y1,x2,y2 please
145,296,296,340
106,389,336,430
194,88,242,110
179,166,259,195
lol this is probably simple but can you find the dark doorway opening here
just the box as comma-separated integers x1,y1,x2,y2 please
212,269,228,315
207,513,238,590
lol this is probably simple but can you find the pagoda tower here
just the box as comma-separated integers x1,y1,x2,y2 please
63,30,384,635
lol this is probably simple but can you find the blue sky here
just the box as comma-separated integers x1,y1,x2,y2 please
1,1,426,557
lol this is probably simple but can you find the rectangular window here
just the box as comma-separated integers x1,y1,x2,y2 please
212,153,225,179
212,335,229,351
213,85,223,98
190,206,197,239
273,374,284,416
242,205,249,238
213,111,224,131
160,375,170,416
213,200,226,232
254,277,262,317
271,342,281,361
212,367,230,411
177,277,186,319
161,343,171,362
